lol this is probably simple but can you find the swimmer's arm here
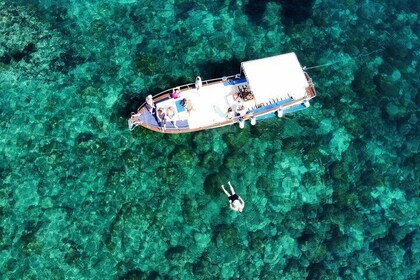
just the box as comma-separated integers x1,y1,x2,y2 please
239,197,245,206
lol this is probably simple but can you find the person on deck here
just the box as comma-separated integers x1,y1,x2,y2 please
221,181,245,212
157,108,167,131
171,88,181,99
236,104,246,117
145,95,156,114
195,76,202,90
226,107,234,120
182,98,193,113
166,106,178,128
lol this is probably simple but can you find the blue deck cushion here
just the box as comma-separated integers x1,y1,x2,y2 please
173,119,189,129
249,98,293,115
254,103,307,121
139,108,189,129
175,100,186,112
256,112,276,120
139,109,159,126
224,78,247,86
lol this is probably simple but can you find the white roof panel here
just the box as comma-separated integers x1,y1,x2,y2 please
241,52,309,103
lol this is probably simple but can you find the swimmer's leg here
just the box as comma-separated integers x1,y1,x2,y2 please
228,181,235,194
221,185,231,196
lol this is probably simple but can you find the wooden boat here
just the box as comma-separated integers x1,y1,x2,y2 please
128,52,316,133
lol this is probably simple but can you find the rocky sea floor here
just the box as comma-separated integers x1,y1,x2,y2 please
0,0,419,279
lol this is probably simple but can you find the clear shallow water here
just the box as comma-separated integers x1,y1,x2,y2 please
0,0,418,279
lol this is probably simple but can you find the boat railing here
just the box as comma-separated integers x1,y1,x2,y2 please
304,72,316,98
135,74,239,112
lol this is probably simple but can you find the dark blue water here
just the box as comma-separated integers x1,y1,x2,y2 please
0,0,418,279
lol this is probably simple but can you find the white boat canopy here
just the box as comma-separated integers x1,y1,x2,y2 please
241,52,309,104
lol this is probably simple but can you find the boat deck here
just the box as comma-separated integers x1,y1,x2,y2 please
129,53,317,134
130,72,316,133
162,79,248,129
133,77,260,133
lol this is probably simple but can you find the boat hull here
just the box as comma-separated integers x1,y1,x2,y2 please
128,53,316,134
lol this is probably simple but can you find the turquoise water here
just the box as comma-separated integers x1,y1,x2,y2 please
1,0,418,279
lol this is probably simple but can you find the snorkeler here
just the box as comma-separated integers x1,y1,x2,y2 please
221,181,245,212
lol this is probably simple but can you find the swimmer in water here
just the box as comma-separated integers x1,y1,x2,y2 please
221,181,245,212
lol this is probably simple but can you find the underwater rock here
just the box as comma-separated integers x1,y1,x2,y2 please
19,220,43,255
341,111,366,136
0,2,71,81
221,265,234,278
329,161,350,182
81,86,104,101
156,161,186,187
181,196,200,224
76,136,108,156
328,127,351,160
200,151,223,171
369,235,406,270
356,1,385,21
34,156,48,170
279,0,316,28
194,232,211,249
164,245,187,261
192,252,221,278
63,242,83,265
306,262,339,279
213,223,238,248
223,151,252,173
174,0,198,20
351,65,377,103
119,269,148,280
105,167,126,190
405,136,419,155
281,136,303,155
168,145,198,168
75,132,95,144
263,241,283,265
248,230,266,254
281,119,305,138
385,102,403,119
283,258,309,278
203,172,229,197
133,54,163,76
374,74,401,99
303,145,323,164
192,131,215,154
223,129,250,150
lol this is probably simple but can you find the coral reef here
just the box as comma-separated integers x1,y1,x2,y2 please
0,0,418,279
